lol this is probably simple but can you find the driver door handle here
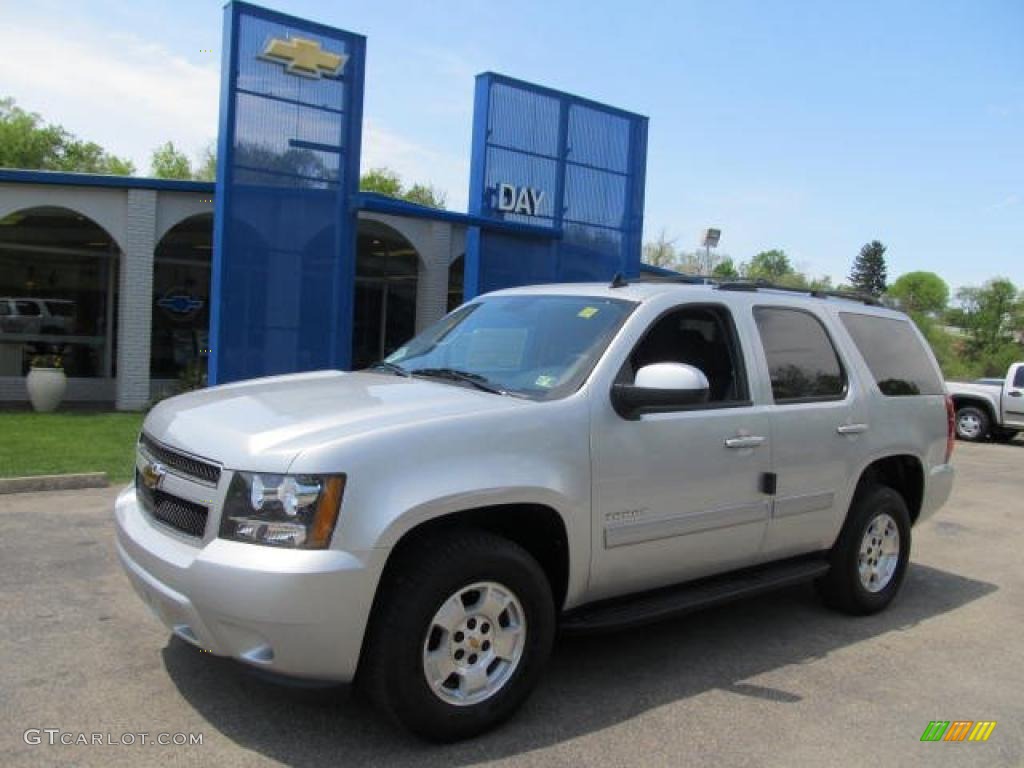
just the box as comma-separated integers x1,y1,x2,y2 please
724,435,766,449
837,423,869,435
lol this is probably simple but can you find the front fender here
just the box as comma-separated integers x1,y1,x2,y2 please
292,396,594,608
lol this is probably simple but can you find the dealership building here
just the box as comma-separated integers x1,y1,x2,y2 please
0,2,652,409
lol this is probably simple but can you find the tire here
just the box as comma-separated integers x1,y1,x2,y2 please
358,530,555,742
817,484,911,615
955,405,989,441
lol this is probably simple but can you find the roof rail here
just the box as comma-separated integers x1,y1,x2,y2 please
632,273,718,285
715,280,884,307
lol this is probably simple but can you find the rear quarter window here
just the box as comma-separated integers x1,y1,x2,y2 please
839,312,944,396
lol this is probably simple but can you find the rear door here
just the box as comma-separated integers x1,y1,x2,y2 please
751,306,868,559
1002,363,1024,428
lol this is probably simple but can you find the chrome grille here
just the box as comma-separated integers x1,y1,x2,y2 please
139,433,221,485
136,470,209,538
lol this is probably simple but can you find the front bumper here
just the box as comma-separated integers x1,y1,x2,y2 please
114,486,387,681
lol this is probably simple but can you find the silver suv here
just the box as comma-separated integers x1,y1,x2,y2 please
115,279,955,741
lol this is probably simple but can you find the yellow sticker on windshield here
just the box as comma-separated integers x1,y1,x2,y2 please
578,306,599,319
535,375,556,388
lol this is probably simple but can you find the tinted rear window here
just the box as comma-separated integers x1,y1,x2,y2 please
840,313,943,396
754,307,846,402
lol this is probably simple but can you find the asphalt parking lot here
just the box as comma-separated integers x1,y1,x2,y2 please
2,440,1022,767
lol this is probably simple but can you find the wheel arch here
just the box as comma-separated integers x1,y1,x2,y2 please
950,395,997,425
377,502,572,612
851,454,925,525
355,502,572,685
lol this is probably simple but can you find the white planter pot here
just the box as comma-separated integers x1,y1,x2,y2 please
26,368,67,412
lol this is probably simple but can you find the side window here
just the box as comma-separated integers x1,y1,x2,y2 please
754,307,846,403
1014,366,1024,390
16,300,42,317
624,304,749,405
839,312,944,396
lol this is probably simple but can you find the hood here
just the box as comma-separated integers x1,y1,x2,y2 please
144,370,526,473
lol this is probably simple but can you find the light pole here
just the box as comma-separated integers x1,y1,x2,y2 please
701,228,721,274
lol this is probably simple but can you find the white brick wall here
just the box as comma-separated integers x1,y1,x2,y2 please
415,221,453,332
115,189,157,410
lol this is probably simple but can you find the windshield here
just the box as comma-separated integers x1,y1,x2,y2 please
379,295,635,400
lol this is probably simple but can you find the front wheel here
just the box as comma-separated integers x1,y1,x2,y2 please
955,405,989,441
817,484,911,615
358,531,555,742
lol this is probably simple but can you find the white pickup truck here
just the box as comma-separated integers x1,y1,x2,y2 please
947,362,1024,441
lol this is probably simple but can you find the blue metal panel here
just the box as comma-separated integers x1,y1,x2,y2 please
465,73,648,298
210,1,365,384
0,168,213,193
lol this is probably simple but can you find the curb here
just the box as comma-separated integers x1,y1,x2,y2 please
0,472,110,495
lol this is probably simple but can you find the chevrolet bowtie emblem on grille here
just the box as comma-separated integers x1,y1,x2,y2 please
259,36,347,79
141,461,167,491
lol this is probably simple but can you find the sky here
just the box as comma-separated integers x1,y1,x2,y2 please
0,0,1021,290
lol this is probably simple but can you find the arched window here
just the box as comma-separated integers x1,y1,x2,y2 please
151,214,213,382
353,220,421,369
0,206,118,379
448,253,465,312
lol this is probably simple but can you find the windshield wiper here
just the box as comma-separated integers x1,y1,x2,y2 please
369,361,411,377
412,367,509,396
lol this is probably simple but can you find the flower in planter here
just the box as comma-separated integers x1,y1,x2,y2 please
30,353,64,369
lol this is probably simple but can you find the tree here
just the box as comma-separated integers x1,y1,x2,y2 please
849,240,888,297
150,141,193,180
956,278,1019,350
642,230,677,269
194,141,217,182
360,167,403,197
948,278,1024,377
0,96,134,174
887,271,949,314
744,249,794,282
404,182,447,209
359,167,447,209
711,257,739,279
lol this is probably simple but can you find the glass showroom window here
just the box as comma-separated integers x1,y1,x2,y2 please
151,215,213,383
0,207,117,378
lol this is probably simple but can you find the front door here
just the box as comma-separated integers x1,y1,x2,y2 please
589,304,772,601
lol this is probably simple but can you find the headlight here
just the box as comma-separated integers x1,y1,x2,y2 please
219,472,346,549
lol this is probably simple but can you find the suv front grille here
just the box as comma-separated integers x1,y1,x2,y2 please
136,471,209,538
139,433,221,486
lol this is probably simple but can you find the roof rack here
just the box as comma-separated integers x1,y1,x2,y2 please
715,280,883,306
629,272,887,308
632,273,718,285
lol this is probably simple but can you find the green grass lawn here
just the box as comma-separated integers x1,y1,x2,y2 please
0,412,144,482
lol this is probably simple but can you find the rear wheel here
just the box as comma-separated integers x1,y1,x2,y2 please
818,484,911,615
359,530,555,742
955,405,989,441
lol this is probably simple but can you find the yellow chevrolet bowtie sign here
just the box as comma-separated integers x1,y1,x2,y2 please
260,36,347,79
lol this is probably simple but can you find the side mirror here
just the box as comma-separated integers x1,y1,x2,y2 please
612,362,710,419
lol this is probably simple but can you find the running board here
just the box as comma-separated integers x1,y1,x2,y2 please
560,557,830,634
